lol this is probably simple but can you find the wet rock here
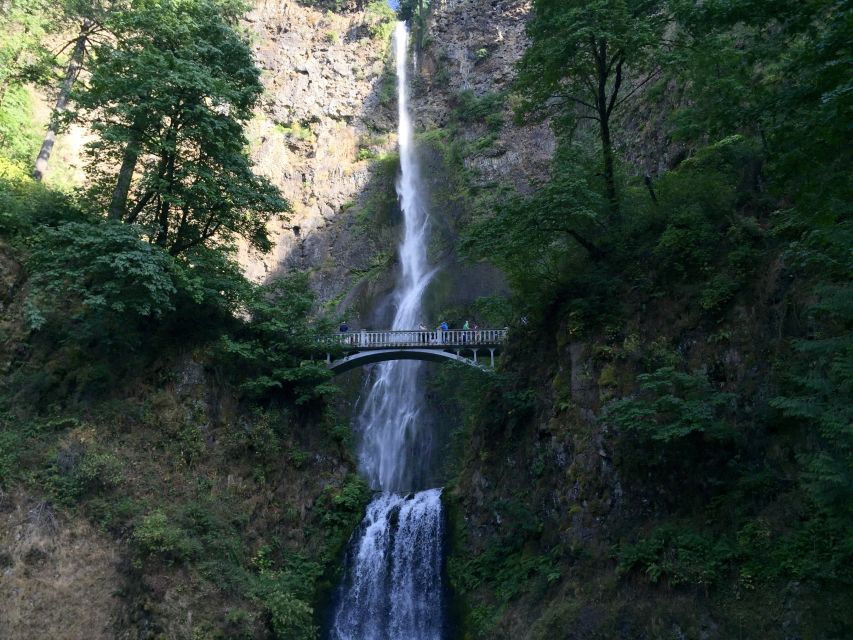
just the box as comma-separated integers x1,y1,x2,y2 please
0,546,13,569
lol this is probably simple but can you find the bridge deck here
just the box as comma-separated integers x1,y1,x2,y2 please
324,329,507,350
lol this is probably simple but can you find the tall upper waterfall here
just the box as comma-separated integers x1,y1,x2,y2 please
355,20,436,494
328,23,446,640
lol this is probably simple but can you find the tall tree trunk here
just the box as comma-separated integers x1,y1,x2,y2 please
593,38,620,222
109,125,143,220
155,197,170,246
155,152,176,246
32,19,91,181
600,115,619,221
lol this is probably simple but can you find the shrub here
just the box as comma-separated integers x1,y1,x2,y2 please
454,90,504,132
364,0,395,40
265,590,316,640
0,173,82,238
606,367,735,443
133,509,201,564
49,448,124,505
0,85,40,166
218,274,337,404
315,474,370,555
618,524,736,587
26,219,177,330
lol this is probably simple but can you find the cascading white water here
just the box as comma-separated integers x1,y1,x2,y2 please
356,20,436,494
330,490,444,640
329,23,445,640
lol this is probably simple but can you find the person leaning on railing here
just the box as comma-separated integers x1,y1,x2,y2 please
339,321,350,345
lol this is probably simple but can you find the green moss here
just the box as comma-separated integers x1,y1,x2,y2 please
275,120,316,143
597,363,618,387
364,0,396,41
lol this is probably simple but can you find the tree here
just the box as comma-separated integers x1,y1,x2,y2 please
25,218,178,342
514,0,669,221
0,0,56,168
28,0,121,181
31,17,96,181
672,0,852,524
219,274,338,404
0,0,55,104
74,0,289,255
461,142,611,313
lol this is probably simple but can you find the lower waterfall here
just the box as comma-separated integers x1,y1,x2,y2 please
329,490,444,640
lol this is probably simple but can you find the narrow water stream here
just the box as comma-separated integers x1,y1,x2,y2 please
328,22,446,640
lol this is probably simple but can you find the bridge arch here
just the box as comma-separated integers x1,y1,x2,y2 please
328,348,493,375
319,329,507,375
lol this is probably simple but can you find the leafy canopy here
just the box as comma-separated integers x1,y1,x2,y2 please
26,219,177,328
220,274,338,404
74,0,289,255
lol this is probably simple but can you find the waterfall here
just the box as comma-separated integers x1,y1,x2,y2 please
329,490,444,640
328,23,446,640
356,20,435,494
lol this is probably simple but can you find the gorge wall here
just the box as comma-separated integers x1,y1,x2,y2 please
243,0,550,322
4,0,849,638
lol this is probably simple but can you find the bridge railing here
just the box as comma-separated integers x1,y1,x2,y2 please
322,329,507,349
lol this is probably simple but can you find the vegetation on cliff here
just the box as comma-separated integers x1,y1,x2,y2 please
1,0,850,638
442,0,852,637
0,0,360,637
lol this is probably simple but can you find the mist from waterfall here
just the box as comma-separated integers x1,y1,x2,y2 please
328,22,446,640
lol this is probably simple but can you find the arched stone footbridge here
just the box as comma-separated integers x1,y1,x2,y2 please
321,329,507,375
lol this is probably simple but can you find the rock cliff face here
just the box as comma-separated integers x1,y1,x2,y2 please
240,1,397,287
242,0,553,313
418,0,553,191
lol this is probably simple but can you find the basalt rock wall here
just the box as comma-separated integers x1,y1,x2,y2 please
243,0,553,319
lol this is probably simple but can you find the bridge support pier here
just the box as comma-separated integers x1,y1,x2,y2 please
472,348,479,363
489,348,495,368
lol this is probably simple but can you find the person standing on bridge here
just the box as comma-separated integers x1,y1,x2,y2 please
339,320,350,345
418,323,428,344
439,320,449,344
462,320,470,343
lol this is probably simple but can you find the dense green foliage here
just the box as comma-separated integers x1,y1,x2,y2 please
515,0,669,218
452,0,853,636
0,0,332,407
74,0,288,255
0,177,331,410
1,0,851,636
27,220,178,325
0,0,54,171
0,1,351,635
220,275,339,404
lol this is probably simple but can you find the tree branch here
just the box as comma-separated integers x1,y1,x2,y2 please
552,93,598,111
613,67,662,110
567,229,605,259
606,57,624,117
